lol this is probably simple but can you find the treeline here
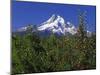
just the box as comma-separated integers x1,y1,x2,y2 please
12,12,96,74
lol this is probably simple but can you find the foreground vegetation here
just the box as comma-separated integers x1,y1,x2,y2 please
12,12,96,74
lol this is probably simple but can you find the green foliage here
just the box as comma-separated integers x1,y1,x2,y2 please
12,32,96,74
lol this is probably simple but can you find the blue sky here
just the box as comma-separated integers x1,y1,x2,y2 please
12,1,96,32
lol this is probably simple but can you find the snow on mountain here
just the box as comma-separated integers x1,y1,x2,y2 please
17,25,33,32
38,14,77,35
38,15,65,30
66,21,77,35
17,27,28,32
16,14,92,37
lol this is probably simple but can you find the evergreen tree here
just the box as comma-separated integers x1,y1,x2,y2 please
77,11,87,39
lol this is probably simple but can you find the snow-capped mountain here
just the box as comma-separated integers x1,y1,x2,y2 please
38,14,77,35
16,14,92,37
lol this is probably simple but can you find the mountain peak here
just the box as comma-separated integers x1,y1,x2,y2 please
41,14,56,25
37,14,78,35
16,14,92,37
38,14,66,33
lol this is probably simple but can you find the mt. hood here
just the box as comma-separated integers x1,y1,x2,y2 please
16,14,92,36
38,14,77,35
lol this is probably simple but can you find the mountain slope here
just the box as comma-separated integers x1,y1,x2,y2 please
37,14,77,35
